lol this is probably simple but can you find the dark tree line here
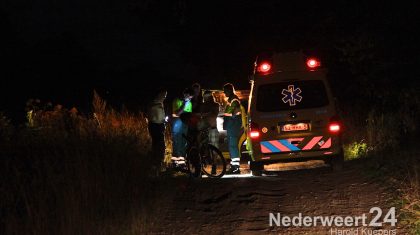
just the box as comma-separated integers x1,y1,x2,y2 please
1,1,419,128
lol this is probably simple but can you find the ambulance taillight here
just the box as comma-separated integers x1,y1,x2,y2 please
306,58,321,70
328,116,341,134
257,62,271,73
250,131,260,139
328,123,341,133
249,122,260,139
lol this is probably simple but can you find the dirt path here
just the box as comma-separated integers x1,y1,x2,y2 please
150,161,409,234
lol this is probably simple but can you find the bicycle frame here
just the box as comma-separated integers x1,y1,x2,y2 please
182,128,226,178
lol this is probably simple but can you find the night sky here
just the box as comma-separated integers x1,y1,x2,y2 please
1,1,419,122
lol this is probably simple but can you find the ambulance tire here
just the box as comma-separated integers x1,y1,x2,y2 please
240,143,250,161
250,161,264,176
328,152,344,172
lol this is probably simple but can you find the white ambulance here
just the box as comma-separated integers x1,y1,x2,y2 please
247,51,344,176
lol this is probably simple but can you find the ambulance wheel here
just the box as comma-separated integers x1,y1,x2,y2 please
250,161,264,176
240,143,250,161
328,152,344,172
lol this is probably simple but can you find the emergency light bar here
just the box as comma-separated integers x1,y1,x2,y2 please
254,52,322,75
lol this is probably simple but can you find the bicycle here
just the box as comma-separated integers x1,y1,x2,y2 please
183,128,226,178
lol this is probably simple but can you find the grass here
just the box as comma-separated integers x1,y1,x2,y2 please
382,148,420,234
0,92,171,235
343,116,419,233
340,92,420,233
345,147,419,233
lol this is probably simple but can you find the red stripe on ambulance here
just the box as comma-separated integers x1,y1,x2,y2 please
320,138,332,149
260,144,271,153
269,140,290,152
302,136,323,150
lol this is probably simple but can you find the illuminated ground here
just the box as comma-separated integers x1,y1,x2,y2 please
150,160,409,234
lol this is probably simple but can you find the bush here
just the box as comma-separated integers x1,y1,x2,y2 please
340,87,420,232
0,113,13,142
342,87,419,153
0,92,158,234
344,140,369,160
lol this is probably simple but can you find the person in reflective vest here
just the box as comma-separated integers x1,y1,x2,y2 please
171,88,193,167
147,88,167,174
223,83,242,174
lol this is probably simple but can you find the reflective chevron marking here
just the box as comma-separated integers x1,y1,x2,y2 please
320,138,332,149
303,136,323,150
260,136,330,153
279,139,300,151
260,141,280,153
260,144,271,153
268,140,290,152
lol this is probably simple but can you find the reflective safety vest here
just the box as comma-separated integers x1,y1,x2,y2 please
228,98,247,129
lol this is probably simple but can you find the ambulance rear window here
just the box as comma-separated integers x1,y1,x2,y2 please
256,80,329,112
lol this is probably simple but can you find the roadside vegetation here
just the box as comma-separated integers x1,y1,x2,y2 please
337,56,420,232
344,141,419,233
0,91,172,235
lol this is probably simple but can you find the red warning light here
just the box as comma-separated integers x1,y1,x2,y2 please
306,58,321,69
257,62,271,73
249,131,260,139
329,123,341,133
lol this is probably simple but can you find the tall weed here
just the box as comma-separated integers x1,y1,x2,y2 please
0,91,159,235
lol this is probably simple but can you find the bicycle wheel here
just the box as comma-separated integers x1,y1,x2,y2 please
201,144,226,178
186,146,202,178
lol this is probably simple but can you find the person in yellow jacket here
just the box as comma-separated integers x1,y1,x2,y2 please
171,88,193,167
223,83,243,174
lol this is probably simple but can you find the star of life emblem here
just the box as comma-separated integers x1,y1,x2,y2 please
282,85,302,106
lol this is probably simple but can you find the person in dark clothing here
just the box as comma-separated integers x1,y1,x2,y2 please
191,83,203,113
147,88,167,173
200,90,220,148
